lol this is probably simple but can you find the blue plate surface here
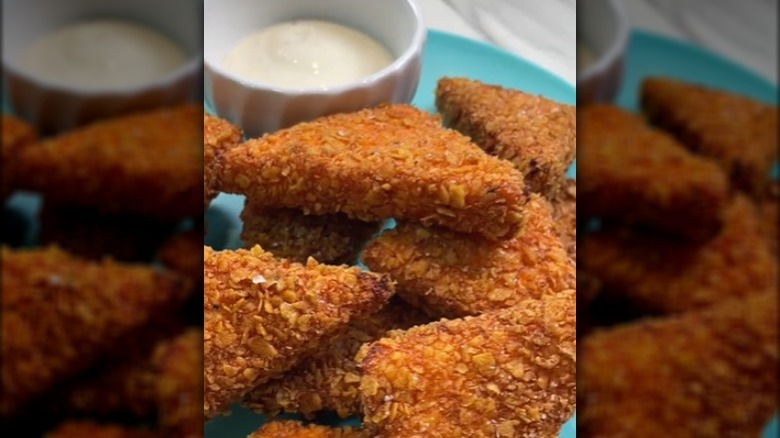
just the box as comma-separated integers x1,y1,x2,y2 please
615,30,778,438
205,29,576,437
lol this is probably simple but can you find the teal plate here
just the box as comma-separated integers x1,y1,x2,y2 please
205,29,576,437
615,29,778,438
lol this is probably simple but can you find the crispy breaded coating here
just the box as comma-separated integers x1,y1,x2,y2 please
0,246,189,416
754,180,778,257
243,298,430,418
14,104,202,220
550,178,576,262
204,113,242,209
436,77,576,196
203,245,394,419
216,104,528,240
579,291,778,437
579,195,777,315
1,114,37,200
362,194,574,318
241,198,380,265
641,77,778,195
358,291,576,437
38,202,176,261
157,229,204,284
154,328,203,438
47,421,157,438
249,421,368,438
578,104,729,242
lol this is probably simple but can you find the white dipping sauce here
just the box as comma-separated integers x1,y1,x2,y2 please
222,20,394,89
19,19,188,89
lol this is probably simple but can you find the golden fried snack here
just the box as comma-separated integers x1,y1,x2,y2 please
0,246,189,416
641,77,778,195
243,298,430,418
249,421,368,438
38,201,176,261
579,195,777,315
358,291,576,437
14,104,202,220
204,113,242,209
579,291,778,437
217,104,528,240
754,180,778,257
362,194,574,318
154,328,203,438
241,198,380,265
550,178,576,262
203,245,394,419
157,229,203,284
1,114,37,200
436,77,576,196
578,104,730,242
47,421,157,438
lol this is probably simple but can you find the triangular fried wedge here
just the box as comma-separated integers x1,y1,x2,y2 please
15,104,202,220
216,104,527,240
1,246,190,416
641,77,778,196
579,291,777,437
203,245,394,419
436,77,576,197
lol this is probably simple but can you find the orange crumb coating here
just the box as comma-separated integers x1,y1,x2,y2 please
243,298,430,419
362,194,574,318
154,328,203,438
47,421,157,438
14,104,202,220
0,246,189,416
1,114,37,199
578,104,729,242
203,245,394,418
241,198,381,265
579,195,777,315
358,291,576,438
204,113,242,209
550,178,576,263
436,77,576,196
641,77,778,195
38,201,176,262
216,104,528,240
579,291,778,437
249,421,368,438
157,229,204,284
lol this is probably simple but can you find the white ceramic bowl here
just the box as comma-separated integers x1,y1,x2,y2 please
577,0,629,105
1,0,203,135
204,0,425,138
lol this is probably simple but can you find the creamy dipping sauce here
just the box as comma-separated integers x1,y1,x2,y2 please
222,20,394,89
577,41,597,72
19,19,188,89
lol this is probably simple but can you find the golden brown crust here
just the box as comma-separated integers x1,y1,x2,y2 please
204,113,242,209
243,298,430,418
641,77,778,196
0,246,189,416
157,229,204,284
154,328,203,438
579,291,778,437
578,104,730,242
362,194,574,318
203,245,394,418
549,178,576,263
46,421,157,438
436,77,576,197
753,180,778,257
241,199,380,265
249,421,368,438
579,195,777,314
358,291,576,437
216,104,528,240
14,104,202,220
1,114,37,200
